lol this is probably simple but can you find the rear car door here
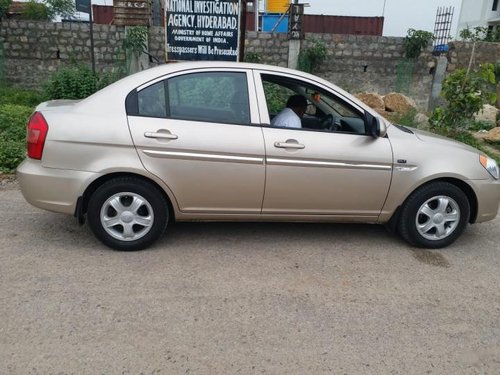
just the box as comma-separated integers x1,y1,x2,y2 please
126,68,265,214
255,70,393,219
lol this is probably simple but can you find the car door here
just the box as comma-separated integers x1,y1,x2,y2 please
126,69,265,214
254,70,393,219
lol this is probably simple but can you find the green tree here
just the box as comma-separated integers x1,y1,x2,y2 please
22,0,74,20
0,0,12,19
430,64,497,130
403,29,435,59
23,0,51,20
45,0,75,19
459,26,500,43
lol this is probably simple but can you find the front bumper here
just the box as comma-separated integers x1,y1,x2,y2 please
17,159,98,215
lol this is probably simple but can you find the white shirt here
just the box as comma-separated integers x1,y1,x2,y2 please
270,107,301,128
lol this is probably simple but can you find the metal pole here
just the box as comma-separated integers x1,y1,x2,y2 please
270,4,290,33
255,0,259,32
89,2,96,74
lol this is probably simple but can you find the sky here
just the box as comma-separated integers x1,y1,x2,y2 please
81,0,464,38
302,0,463,37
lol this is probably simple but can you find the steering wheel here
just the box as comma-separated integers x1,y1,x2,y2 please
320,114,341,131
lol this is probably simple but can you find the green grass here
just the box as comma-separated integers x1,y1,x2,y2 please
0,86,46,107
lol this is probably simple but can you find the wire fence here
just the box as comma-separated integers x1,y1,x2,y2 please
395,59,415,95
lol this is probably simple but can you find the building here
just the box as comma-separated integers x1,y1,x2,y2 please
456,0,500,36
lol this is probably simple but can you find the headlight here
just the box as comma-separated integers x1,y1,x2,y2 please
480,155,499,179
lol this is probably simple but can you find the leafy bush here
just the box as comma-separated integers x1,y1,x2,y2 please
44,64,116,100
298,39,327,73
459,26,500,43
263,81,294,114
467,120,495,132
403,29,434,59
429,64,497,130
0,104,33,173
23,0,51,20
0,0,11,19
244,52,261,63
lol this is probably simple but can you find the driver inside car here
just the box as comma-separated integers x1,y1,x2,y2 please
271,94,308,128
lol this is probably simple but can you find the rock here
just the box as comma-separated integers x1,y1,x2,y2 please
355,92,385,112
484,127,500,143
415,113,430,129
475,104,498,124
383,92,416,113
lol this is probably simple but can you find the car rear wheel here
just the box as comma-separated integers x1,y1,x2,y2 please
398,182,470,248
87,177,168,251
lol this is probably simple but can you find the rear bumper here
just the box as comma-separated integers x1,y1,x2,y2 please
470,178,500,223
17,159,97,215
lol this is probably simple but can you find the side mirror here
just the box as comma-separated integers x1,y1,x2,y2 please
364,111,387,138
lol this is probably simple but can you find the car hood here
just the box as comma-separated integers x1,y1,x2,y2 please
410,127,480,154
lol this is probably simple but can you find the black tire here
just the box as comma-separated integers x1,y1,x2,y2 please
397,182,470,249
87,177,169,251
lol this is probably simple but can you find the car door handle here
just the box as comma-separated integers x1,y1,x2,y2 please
144,131,178,140
274,141,305,149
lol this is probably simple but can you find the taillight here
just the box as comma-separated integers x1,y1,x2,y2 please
27,112,48,160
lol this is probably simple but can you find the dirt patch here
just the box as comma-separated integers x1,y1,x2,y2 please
412,249,450,268
0,174,18,189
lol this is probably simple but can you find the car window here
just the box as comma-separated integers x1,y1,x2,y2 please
167,72,250,125
263,81,295,115
261,74,366,135
138,81,167,118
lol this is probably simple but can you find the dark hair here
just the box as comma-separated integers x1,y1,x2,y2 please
286,95,308,109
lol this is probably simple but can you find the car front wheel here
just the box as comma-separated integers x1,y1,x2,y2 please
87,177,168,251
398,182,470,248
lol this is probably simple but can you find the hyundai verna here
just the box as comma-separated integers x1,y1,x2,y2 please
17,62,500,250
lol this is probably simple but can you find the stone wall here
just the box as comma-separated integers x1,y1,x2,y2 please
0,20,435,110
244,31,289,67
0,20,127,87
243,32,436,109
301,33,435,110
0,20,169,88
447,41,500,72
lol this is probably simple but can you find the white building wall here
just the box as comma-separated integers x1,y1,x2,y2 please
456,0,500,37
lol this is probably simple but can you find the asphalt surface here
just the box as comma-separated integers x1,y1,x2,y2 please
1,179,500,374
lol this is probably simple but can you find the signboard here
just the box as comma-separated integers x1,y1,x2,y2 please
114,0,150,26
266,0,289,13
288,3,304,40
165,0,241,61
76,0,91,14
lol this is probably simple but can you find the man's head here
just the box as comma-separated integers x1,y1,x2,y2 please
286,95,308,118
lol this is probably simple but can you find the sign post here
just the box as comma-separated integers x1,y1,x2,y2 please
76,0,95,74
165,0,242,62
288,2,304,40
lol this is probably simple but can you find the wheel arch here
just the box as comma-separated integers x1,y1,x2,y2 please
388,177,478,229
75,172,176,224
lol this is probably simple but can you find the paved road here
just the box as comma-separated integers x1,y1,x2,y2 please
1,180,499,374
